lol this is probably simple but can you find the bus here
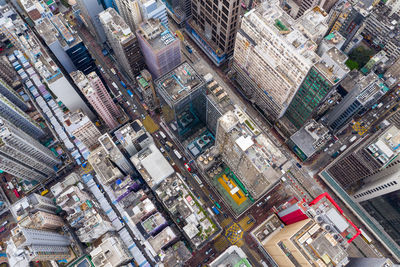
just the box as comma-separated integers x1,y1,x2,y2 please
120,81,127,89
173,149,182,160
360,228,372,244
127,89,133,97
211,206,220,215
214,201,221,209
192,173,203,186
159,131,166,139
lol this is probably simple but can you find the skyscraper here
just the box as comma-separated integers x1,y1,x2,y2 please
0,119,61,182
35,15,97,74
136,18,181,78
8,226,70,262
0,94,45,139
162,0,191,26
284,47,349,130
72,71,121,129
327,125,400,190
0,55,20,87
231,2,327,122
186,0,240,66
99,8,145,80
0,78,28,111
76,0,107,43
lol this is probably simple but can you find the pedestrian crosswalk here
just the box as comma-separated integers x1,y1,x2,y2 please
238,215,255,231
213,236,230,252
220,217,233,228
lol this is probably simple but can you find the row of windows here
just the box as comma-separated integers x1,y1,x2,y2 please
354,180,398,198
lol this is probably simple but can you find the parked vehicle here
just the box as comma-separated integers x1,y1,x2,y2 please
211,206,220,215
349,136,357,143
339,145,347,152
331,151,340,158
173,149,182,160
159,131,166,139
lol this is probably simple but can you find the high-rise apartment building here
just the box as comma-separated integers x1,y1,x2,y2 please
232,2,327,122
76,0,107,43
0,119,60,182
35,15,96,74
99,8,145,80
140,0,168,25
8,226,70,262
63,109,101,150
0,94,45,139
0,4,28,51
0,78,28,111
114,120,153,156
327,125,400,190
186,0,240,66
136,18,181,78
72,71,121,129
284,47,349,130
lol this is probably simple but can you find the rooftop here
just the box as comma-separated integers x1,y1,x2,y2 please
137,18,177,51
246,0,321,65
99,8,134,44
365,125,400,166
88,145,123,184
252,212,350,267
290,120,330,157
209,245,252,267
316,47,349,84
130,143,174,188
147,226,177,254
155,62,204,104
35,15,81,48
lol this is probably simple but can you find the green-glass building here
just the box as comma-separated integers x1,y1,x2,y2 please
284,67,333,129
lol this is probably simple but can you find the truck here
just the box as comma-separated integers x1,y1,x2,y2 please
211,206,220,215
377,102,383,109
159,131,166,139
127,89,133,97
349,136,357,143
173,149,182,160
112,82,118,89
339,145,347,152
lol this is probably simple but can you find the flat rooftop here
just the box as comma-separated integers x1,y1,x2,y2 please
155,62,204,104
36,16,80,48
99,8,134,44
317,47,349,84
137,18,177,51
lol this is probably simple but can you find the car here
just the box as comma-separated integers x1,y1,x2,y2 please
203,258,210,263
160,139,166,145
256,202,263,207
159,147,165,153
296,163,302,168
184,163,192,172
165,156,171,162
0,226,5,233
141,114,146,119
205,248,213,255
2,176,6,183
209,194,214,201
164,145,170,152
1,221,8,227
223,213,228,219
247,218,254,224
